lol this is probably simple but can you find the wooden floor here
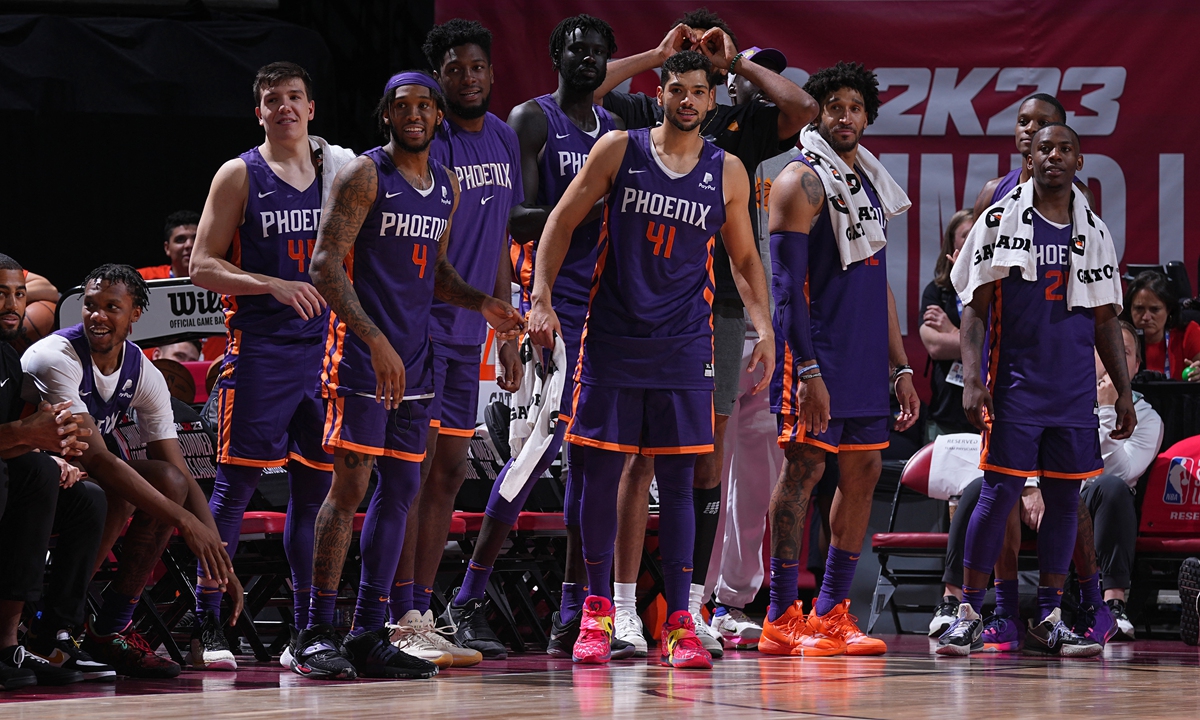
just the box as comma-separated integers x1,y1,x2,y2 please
2,635,1199,719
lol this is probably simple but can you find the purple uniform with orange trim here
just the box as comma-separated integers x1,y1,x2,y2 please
566,128,726,454
213,147,331,469
993,167,1022,202
321,148,454,460
426,115,522,436
770,156,891,452
979,210,1101,479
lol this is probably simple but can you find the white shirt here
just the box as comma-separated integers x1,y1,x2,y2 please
1099,393,1164,489
21,334,177,443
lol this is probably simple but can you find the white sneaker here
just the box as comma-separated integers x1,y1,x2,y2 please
929,596,961,638
709,607,762,648
613,607,648,657
280,644,294,669
413,610,483,668
690,609,725,658
387,610,453,669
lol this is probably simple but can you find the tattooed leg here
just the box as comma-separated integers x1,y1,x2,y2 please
311,450,376,592
769,443,827,561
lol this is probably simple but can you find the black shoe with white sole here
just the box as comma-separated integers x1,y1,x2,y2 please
1180,556,1200,646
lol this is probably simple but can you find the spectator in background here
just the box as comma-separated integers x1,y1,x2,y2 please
138,211,199,281
151,340,202,364
920,209,975,440
1123,270,1200,381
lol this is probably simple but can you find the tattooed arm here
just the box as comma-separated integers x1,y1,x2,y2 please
960,282,995,430
433,169,525,341
310,156,408,408
1095,304,1136,440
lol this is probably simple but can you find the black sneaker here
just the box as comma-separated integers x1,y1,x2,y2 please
929,595,961,638
292,624,357,680
189,609,237,671
26,628,116,682
280,625,299,669
610,635,636,660
1024,608,1102,657
0,656,35,690
0,645,83,685
935,603,983,657
1180,556,1200,646
341,628,438,679
439,592,507,660
1106,598,1135,641
546,611,579,658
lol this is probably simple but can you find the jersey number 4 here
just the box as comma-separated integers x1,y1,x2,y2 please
413,244,428,279
287,239,316,273
1044,270,1064,301
646,221,677,259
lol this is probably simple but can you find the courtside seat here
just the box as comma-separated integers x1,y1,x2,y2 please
1136,537,1200,553
239,511,287,537
180,360,211,403
456,512,486,534
872,533,949,551
513,512,566,534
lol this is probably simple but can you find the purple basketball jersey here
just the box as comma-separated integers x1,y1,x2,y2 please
428,114,523,345
227,147,327,339
535,95,617,307
770,156,890,419
576,128,726,390
55,323,141,437
322,148,455,398
992,167,1022,203
988,211,1096,427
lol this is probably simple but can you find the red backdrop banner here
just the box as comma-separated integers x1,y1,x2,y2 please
438,0,1199,395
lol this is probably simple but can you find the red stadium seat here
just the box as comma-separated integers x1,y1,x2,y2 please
181,360,211,403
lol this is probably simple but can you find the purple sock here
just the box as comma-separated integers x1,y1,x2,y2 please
203,463,261,579
578,446,625,600
309,586,338,628
351,582,389,635
389,580,414,621
815,545,859,616
994,578,1019,618
963,472,1025,577
768,557,799,622
354,457,420,632
1078,572,1103,607
455,562,493,605
195,584,222,616
94,588,139,635
963,585,988,615
654,454,697,615
1037,478,1082,576
560,582,587,623
413,583,433,612
285,461,331,628
1036,586,1064,621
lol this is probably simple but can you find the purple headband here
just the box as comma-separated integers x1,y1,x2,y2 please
385,71,442,95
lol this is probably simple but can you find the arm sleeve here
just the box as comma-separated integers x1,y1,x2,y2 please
20,335,86,413
770,230,815,361
1098,400,1164,487
131,357,178,443
602,92,656,130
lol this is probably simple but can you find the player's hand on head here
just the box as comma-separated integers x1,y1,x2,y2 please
962,379,993,432
894,374,920,432
1111,392,1137,440
527,300,561,350
482,298,526,342
269,278,327,320
748,336,774,396
659,23,694,60
799,376,830,436
697,27,736,70
496,340,523,392
367,338,406,410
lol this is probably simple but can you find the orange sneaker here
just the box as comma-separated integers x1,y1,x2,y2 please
572,596,614,664
758,600,846,657
810,600,887,656
660,611,712,669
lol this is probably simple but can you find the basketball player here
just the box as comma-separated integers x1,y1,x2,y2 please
138,211,199,280
386,20,524,661
21,264,236,678
446,14,626,660
762,62,918,657
305,72,523,680
190,61,354,671
528,50,773,669
937,123,1134,657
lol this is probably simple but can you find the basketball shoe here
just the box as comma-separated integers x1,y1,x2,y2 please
612,605,648,658
810,600,887,655
388,610,453,669
189,609,237,670
81,616,180,679
1179,556,1200,646
342,628,439,679
573,596,614,664
928,595,960,637
546,611,579,658
0,646,83,685
758,600,845,656
935,603,983,657
1024,608,1102,657
439,592,507,660
291,623,357,680
688,586,723,658
279,626,298,669
1106,598,1135,641
979,613,1023,652
1073,602,1116,647
660,611,712,669
709,606,762,650
26,627,116,681
417,610,483,667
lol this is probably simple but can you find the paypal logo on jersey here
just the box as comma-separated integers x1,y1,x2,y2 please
699,172,717,192
441,185,452,205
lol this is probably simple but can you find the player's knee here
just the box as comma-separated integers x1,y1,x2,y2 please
145,463,190,505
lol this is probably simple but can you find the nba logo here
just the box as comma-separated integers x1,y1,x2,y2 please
703,172,712,184
1163,457,1192,506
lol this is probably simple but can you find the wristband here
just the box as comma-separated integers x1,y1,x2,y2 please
796,363,819,376
729,51,744,74
799,371,822,381
891,364,913,381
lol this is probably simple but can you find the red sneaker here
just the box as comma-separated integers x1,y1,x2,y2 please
572,596,614,664
81,617,181,679
811,600,887,656
660,610,712,669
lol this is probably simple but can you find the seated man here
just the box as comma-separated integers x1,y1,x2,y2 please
22,263,237,678
138,211,199,281
151,340,202,364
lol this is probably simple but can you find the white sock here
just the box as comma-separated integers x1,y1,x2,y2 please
689,583,708,615
613,582,637,615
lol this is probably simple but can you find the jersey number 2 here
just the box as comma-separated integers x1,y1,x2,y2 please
646,221,676,259
1044,270,1064,301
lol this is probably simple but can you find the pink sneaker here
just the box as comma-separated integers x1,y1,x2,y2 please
572,596,614,664
660,610,712,669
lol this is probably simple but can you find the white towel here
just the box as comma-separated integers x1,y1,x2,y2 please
499,334,567,502
798,127,911,269
951,179,1122,312
309,135,356,208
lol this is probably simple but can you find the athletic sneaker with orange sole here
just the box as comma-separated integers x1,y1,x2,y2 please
810,600,887,656
572,596,614,664
758,600,847,657
660,611,712,669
